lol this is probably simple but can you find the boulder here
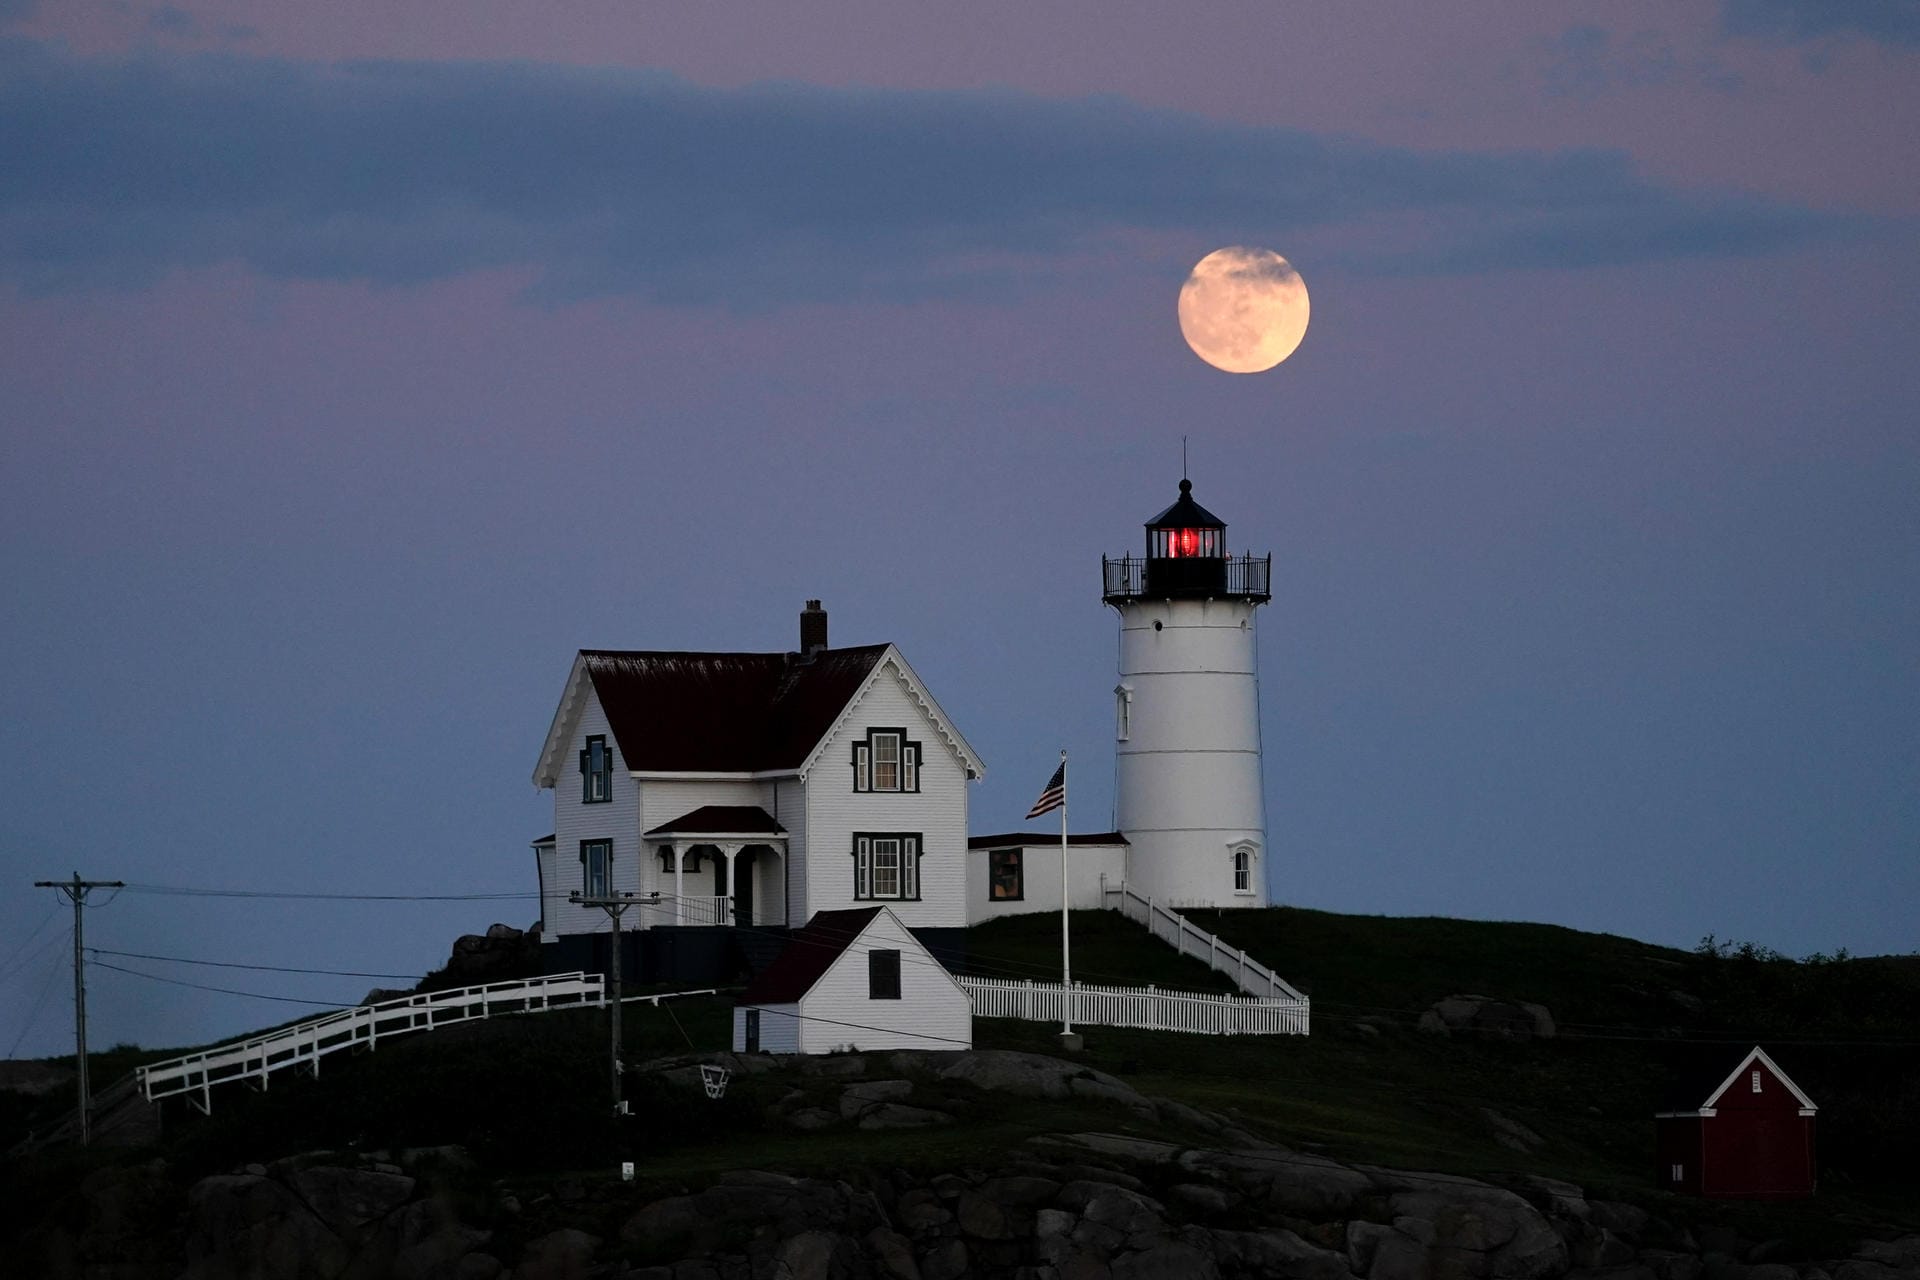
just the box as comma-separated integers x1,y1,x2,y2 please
939,1052,1149,1111
1424,994,1556,1040
514,1228,599,1280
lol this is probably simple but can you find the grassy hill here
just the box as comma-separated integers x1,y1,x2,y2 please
6,907,1916,1230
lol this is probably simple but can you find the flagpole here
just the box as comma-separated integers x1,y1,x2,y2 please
1059,749,1072,1039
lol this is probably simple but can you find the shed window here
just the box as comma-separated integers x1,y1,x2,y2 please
869,949,901,1000
989,849,1023,901
1669,1163,1683,1182
744,1009,760,1053
1752,1069,1762,1093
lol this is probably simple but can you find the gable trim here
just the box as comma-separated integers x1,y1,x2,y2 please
796,646,985,782
532,655,593,789
1700,1046,1818,1113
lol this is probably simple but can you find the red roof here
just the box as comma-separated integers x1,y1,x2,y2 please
582,645,886,773
644,805,787,837
740,908,885,1004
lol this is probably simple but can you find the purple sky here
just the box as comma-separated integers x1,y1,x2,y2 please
4,1,1917,1057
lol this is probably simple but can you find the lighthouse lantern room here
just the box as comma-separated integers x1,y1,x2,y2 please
1103,479,1273,909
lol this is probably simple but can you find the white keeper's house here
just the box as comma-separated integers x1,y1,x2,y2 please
529,476,1276,985
530,601,985,982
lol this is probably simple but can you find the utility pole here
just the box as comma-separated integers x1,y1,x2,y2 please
570,890,638,1115
33,873,124,1145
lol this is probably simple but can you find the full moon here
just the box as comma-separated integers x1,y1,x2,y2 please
1177,246,1310,374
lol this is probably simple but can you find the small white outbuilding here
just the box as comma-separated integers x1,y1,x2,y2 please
731,906,972,1055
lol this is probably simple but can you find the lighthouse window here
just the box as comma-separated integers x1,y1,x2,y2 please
1152,526,1220,558
989,849,1023,900
1230,843,1256,894
1115,686,1132,741
853,729,921,793
853,833,921,900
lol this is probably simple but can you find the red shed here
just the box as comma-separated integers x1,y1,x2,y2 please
1655,1045,1817,1199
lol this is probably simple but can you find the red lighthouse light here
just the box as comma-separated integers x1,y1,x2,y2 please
1177,528,1198,557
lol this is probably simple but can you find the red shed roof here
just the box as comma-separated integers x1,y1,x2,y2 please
739,907,886,1005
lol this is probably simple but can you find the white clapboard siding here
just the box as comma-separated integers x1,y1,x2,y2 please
801,659,970,929
789,908,971,1054
732,1003,801,1053
964,842,1129,924
549,689,642,938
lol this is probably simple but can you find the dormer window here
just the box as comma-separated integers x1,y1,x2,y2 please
580,735,612,804
852,728,920,793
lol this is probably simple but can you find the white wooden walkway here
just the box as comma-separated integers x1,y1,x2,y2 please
959,974,1308,1036
1103,882,1308,1003
136,972,606,1113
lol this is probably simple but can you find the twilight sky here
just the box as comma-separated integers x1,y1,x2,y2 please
4,1,1917,1057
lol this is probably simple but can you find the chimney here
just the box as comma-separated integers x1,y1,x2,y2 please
800,599,828,655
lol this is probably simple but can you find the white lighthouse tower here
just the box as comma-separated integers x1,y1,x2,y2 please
1103,478,1272,909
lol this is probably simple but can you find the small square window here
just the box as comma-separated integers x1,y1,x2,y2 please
869,949,901,1000
989,849,1023,901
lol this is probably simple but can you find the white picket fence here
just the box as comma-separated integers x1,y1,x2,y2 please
136,971,606,1113
958,975,1308,1036
1103,882,1307,1002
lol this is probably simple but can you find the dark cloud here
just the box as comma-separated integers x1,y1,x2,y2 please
0,38,1861,304
1723,0,1920,46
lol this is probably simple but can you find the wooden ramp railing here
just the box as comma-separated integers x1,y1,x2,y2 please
959,974,1308,1036
136,971,605,1114
1101,882,1308,1003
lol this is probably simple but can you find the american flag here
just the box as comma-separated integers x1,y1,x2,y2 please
1025,760,1065,818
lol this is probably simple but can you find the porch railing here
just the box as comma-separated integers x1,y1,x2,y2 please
959,974,1307,1036
670,894,735,926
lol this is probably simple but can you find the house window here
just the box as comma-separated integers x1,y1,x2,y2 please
853,833,921,900
852,729,920,793
989,849,1023,901
580,735,612,803
869,949,901,1000
1231,842,1256,894
1752,1070,1762,1093
580,840,612,899
1115,685,1132,741
744,1008,761,1053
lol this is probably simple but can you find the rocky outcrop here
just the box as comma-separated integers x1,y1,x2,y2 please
1419,994,1557,1040
11,1053,1919,1279
416,922,543,993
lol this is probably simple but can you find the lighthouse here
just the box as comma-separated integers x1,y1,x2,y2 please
1103,479,1272,908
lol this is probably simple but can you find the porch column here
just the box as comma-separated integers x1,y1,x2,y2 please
719,843,743,924
670,842,686,925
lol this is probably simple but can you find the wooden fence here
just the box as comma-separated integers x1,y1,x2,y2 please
136,971,606,1113
958,974,1308,1036
1102,882,1307,1002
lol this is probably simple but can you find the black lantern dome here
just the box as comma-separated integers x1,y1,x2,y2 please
1102,478,1270,605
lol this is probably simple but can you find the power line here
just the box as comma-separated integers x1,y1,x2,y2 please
120,883,533,902
90,961,351,1008
86,948,424,981
6,938,71,1058
0,904,62,977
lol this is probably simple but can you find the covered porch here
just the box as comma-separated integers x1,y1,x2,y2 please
643,805,788,928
